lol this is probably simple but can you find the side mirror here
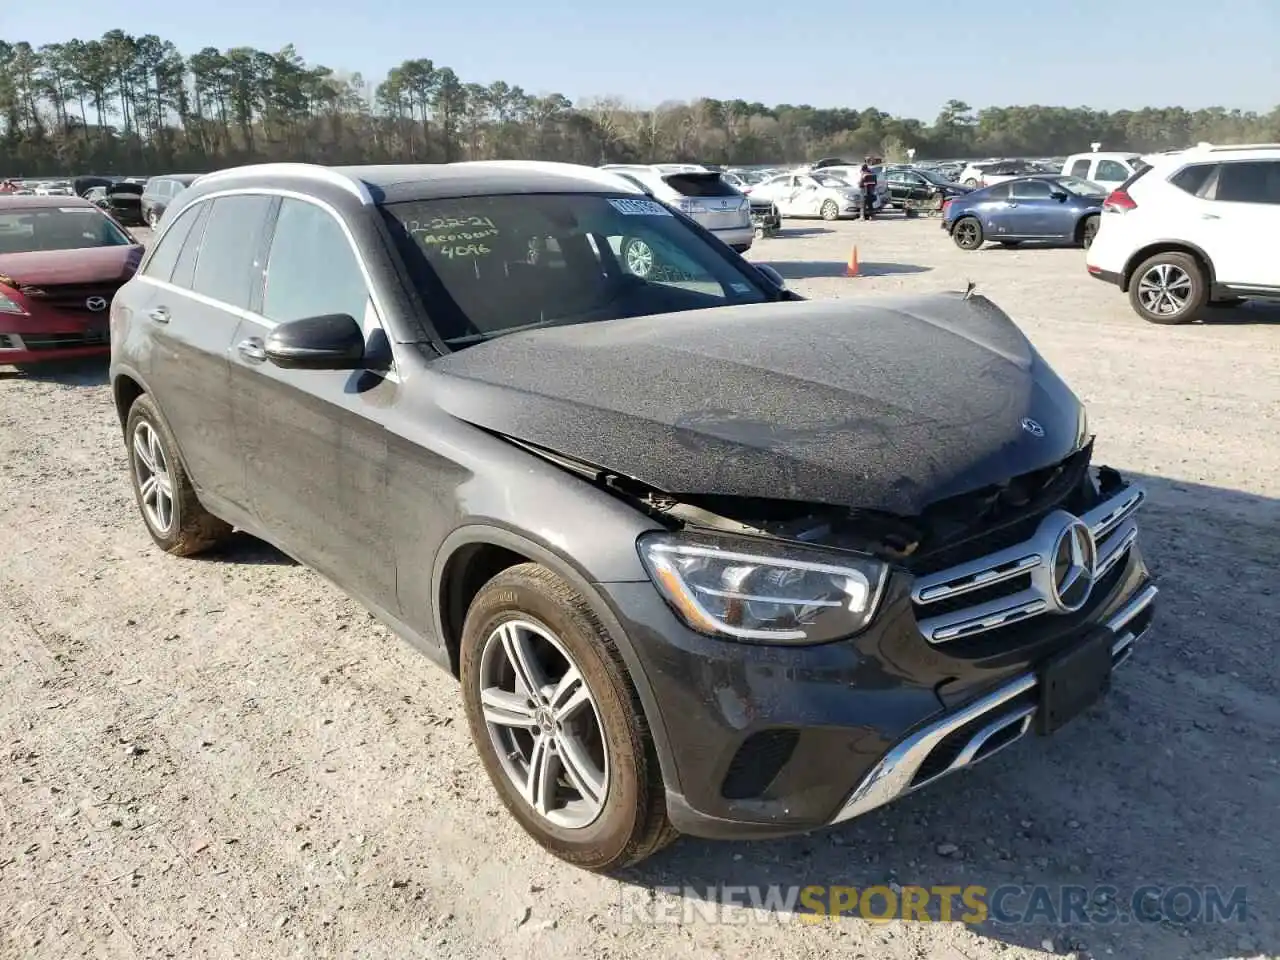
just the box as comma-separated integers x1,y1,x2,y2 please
265,313,365,370
755,263,787,290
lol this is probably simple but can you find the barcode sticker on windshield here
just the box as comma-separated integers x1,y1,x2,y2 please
608,198,672,217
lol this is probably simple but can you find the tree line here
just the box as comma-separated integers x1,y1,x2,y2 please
2,32,1278,177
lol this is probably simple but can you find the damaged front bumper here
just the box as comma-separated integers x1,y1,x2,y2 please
596,477,1157,840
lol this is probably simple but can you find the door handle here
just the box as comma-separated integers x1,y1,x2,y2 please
236,338,266,362
148,306,170,324
1200,213,1221,220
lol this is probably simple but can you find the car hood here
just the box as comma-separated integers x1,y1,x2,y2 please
429,294,1086,517
0,245,143,287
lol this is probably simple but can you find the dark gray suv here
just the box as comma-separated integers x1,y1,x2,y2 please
109,161,1157,871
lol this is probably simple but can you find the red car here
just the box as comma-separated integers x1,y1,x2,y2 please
0,196,144,366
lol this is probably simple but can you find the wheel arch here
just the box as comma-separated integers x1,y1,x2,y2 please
1121,240,1217,293
112,371,148,429
431,524,681,791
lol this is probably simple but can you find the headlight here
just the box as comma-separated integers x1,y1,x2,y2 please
0,290,27,315
637,531,887,644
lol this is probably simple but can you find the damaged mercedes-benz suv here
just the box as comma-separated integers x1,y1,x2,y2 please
109,161,1157,871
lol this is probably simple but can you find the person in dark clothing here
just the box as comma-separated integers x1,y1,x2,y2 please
859,160,877,220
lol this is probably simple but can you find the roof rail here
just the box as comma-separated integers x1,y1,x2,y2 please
1204,142,1280,152
465,160,647,194
193,162,374,205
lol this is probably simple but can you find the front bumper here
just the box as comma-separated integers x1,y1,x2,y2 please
600,478,1157,840
0,312,111,365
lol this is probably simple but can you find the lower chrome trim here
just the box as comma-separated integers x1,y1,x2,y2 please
831,582,1158,825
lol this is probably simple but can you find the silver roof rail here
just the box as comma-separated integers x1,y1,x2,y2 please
193,162,374,205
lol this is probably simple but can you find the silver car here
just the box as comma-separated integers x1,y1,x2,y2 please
750,172,864,220
599,164,754,252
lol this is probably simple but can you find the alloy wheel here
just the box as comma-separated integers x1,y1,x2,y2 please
1137,263,1192,317
955,220,980,248
478,619,609,829
623,239,654,278
132,420,174,534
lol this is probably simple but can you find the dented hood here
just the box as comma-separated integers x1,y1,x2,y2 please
429,293,1087,517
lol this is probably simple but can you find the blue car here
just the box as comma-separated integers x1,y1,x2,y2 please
943,174,1107,250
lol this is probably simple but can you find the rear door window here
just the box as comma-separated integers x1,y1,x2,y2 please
985,183,1012,200
191,195,275,309
1095,160,1131,183
1213,161,1280,204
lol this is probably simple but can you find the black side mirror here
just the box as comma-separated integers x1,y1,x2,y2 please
265,313,365,370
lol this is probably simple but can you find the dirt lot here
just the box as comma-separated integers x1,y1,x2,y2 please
2,217,1277,960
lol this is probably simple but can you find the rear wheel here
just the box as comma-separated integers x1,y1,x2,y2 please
1128,252,1208,324
460,563,677,871
820,200,839,221
1079,215,1100,249
146,208,160,229
952,216,984,250
125,394,231,555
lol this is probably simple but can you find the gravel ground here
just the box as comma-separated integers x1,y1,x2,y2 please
2,217,1277,960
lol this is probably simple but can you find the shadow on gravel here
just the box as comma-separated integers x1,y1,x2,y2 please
1197,300,1280,325
620,470,1278,960
0,357,109,386
194,532,297,566
771,227,835,238
763,260,932,280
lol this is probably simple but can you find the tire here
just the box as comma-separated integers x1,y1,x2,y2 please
820,200,839,221
1079,215,1100,249
460,563,677,871
147,208,160,229
125,393,232,556
963,178,979,187
952,216,984,250
1127,251,1208,324
620,237,655,278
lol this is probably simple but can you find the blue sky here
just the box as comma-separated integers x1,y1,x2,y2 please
11,0,1279,118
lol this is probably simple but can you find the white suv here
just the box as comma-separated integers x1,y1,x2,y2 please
1086,143,1280,324
598,164,754,252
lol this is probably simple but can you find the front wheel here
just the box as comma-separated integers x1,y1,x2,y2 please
1128,251,1208,324
460,563,677,871
820,200,839,221
952,216,984,250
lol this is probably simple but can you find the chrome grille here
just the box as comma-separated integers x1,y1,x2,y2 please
912,483,1145,644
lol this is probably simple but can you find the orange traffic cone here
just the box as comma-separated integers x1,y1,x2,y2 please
845,245,860,277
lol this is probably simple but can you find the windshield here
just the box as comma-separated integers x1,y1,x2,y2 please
382,193,774,348
1053,175,1108,196
0,206,133,253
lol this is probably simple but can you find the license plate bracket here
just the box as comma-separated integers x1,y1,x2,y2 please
1036,629,1113,736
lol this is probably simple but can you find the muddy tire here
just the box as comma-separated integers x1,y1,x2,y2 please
460,563,678,872
125,393,231,556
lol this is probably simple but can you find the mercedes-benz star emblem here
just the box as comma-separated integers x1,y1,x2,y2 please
85,296,108,312
1050,519,1097,612
1020,417,1045,438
